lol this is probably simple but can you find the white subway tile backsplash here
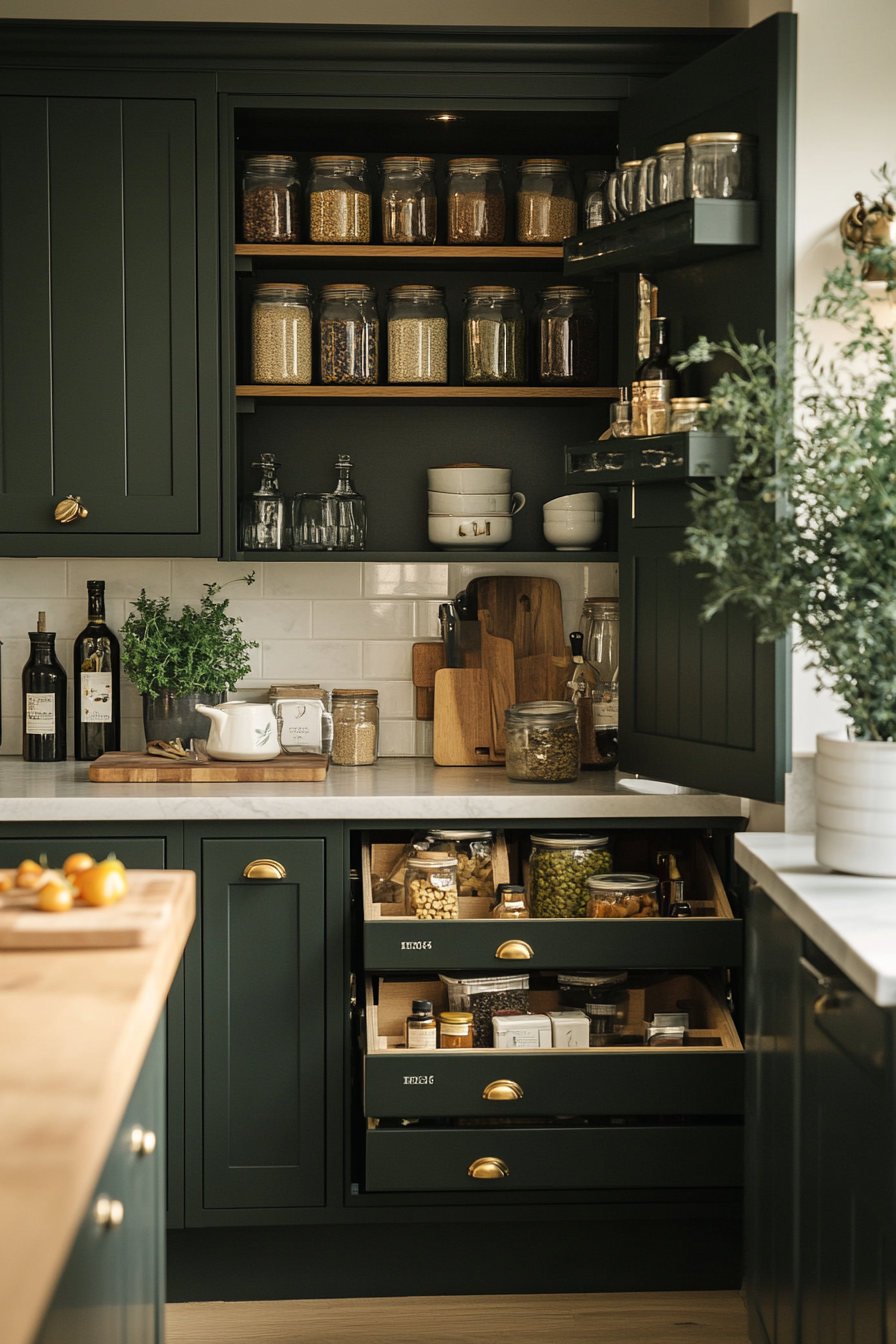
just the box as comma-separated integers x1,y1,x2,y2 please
414,600,443,639
363,563,449,597
226,599,312,641
322,679,414,719
262,639,362,681
362,641,413,679
264,562,362,600
312,600,415,641
0,559,67,600
378,719,416,756
67,559,172,603
585,563,619,599
171,560,265,606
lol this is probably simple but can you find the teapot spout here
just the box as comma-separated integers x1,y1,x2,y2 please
195,704,227,727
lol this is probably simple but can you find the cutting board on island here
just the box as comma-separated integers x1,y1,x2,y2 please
89,752,329,783
0,869,193,948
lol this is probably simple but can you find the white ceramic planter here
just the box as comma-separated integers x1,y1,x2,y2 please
815,732,896,876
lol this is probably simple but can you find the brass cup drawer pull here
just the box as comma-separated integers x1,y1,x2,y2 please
243,859,286,880
94,1196,124,1228
482,1079,523,1102
495,939,533,960
129,1125,157,1156
800,955,850,1014
468,1157,509,1180
54,495,88,523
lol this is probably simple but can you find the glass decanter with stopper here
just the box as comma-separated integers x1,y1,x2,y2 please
240,453,287,551
329,453,367,551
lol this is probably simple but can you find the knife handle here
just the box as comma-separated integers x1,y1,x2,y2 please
570,631,585,661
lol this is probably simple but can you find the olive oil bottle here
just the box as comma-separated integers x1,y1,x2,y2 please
22,612,67,762
74,580,120,761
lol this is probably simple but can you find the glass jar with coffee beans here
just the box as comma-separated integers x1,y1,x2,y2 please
381,155,438,244
319,283,379,385
527,834,613,917
447,157,506,244
504,701,579,783
242,154,301,243
308,155,371,243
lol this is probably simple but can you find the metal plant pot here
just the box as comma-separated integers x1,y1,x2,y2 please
142,690,225,747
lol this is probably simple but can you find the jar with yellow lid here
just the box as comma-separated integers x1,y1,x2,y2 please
439,1012,474,1048
670,397,711,433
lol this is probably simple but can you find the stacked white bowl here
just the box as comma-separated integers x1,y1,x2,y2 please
427,465,525,550
543,493,603,550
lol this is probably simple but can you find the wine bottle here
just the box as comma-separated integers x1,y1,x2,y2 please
632,315,676,436
74,580,120,761
22,612,67,762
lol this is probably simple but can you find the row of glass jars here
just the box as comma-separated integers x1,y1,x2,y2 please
586,133,756,227
251,281,599,387
242,154,586,245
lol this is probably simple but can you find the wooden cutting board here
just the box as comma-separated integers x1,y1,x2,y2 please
465,575,566,658
0,869,189,948
432,668,500,766
478,610,515,753
89,752,329,783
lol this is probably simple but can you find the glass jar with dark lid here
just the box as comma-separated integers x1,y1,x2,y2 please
526,833,612,917
685,132,756,200
536,286,598,387
463,285,526,386
655,143,686,205
308,155,371,243
319,283,378,385
242,154,301,243
387,284,448,384
447,157,505,244
381,156,437,244
517,159,577,243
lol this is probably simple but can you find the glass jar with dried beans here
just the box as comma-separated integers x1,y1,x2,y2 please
517,159,577,243
242,154,301,243
319,283,379,385
504,701,579,783
251,283,312,385
387,285,448,384
463,286,526,386
527,834,613,918
308,155,371,243
381,156,437,244
447,157,506,244
330,689,378,765
405,853,459,921
535,286,598,387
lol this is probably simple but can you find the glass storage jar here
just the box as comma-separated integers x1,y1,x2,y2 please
463,285,526,385
557,972,629,1038
636,157,657,212
251,282,312,385
670,397,711,432
387,285,448,384
439,973,530,1048
308,155,371,243
242,154,301,243
439,1012,474,1047
447,157,505,244
583,169,610,228
381,155,437,244
330,688,378,764
605,169,622,222
617,161,642,218
424,830,496,903
586,873,660,918
319,283,378,385
492,884,529,918
655,143,685,205
535,286,598,387
685,132,756,200
505,701,579,783
517,159,577,243
405,853,459,920
527,833,612,917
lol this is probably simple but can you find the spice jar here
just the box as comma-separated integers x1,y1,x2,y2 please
517,159,577,243
685,132,756,200
655,143,685,205
242,154,301,243
406,999,437,1050
439,1012,474,1048
319,283,378,385
381,155,437,244
535,286,598,387
505,701,579,783
251,283,312,385
583,169,610,229
447,157,505,244
586,873,660,918
330,689,378,765
463,286,525,385
405,853,459,921
308,155,371,243
492,884,529,919
670,397,711,432
387,285,448,384
527,833,612,917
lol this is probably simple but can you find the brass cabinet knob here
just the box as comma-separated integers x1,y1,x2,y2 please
54,495,88,523
129,1125,157,1156
468,1157,509,1180
482,1079,523,1102
94,1196,124,1227
495,939,533,960
243,859,286,880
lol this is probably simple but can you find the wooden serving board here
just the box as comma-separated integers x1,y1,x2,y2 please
0,870,188,949
88,751,329,783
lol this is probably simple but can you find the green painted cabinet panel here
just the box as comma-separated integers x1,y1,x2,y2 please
0,837,165,869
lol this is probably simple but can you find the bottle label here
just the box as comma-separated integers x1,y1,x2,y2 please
593,689,619,727
406,1024,437,1050
26,694,56,735
80,673,113,723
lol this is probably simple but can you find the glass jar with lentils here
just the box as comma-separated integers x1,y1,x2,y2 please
387,285,448,385
251,283,312,385
535,285,598,386
381,155,438,244
463,285,525,386
517,159,577,243
242,154,301,243
319,283,379,385
330,689,378,765
447,157,506,244
308,155,371,243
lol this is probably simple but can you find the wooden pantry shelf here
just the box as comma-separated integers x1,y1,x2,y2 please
235,243,565,265
236,385,620,399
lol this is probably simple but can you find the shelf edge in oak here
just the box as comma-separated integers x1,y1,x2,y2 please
235,385,620,399
234,243,565,261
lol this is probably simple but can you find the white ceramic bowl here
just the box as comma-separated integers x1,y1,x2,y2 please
543,515,602,550
428,512,513,550
429,490,525,516
543,507,601,522
428,465,511,494
543,492,604,512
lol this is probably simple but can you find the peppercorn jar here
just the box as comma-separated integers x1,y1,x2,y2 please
504,702,579,784
387,285,448,385
251,283,312,385
319,283,378,385
381,155,437,244
447,157,506,244
685,132,757,200
308,155,371,243
535,286,598,387
463,286,526,386
330,689,378,765
655,142,686,205
405,853,459,921
583,169,610,228
526,834,613,917
517,159,577,243
242,154,301,243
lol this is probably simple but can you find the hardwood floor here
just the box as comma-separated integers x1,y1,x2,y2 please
167,1291,750,1344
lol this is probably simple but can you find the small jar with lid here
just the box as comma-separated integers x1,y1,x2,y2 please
636,157,657,213
424,830,496,902
387,285,448,384
586,873,660,918
439,1011,474,1047
527,833,612,917
463,286,526,385
308,155,371,243
685,132,756,200
558,972,629,1040
447,157,506,244
583,170,610,229
617,161,641,218
251,283,312,385
492,884,529,919
405,853,459,920
330,689,378,765
517,159,577,243
655,143,686,205
381,156,437,244
670,397,711,432
505,702,579,784
242,154,301,243
319,283,378,385
536,286,598,387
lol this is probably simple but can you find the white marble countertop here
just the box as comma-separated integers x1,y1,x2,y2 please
736,833,896,1007
0,757,746,823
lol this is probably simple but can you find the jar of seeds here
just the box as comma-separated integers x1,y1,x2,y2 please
242,154,301,243
463,286,526,385
504,701,579,783
308,155,371,243
447,157,506,244
527,834,613,917
535,285,598,386
251,283,312,384
381,155,438,244
387,285,448,384
405,853,459,921
517,159,577,243
330,688,378,765
319,283,379,385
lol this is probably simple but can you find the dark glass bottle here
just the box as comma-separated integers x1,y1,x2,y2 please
74,580,121,761
632,316,676,435
22,613,67,762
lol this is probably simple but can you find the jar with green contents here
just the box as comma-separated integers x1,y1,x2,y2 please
527,833,613,918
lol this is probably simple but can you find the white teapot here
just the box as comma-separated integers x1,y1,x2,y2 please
195,701,280,762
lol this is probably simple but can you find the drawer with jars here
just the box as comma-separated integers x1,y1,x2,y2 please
361,829,742,972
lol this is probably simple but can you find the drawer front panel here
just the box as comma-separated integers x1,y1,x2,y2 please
366,1123,744,1192
0,836,166,869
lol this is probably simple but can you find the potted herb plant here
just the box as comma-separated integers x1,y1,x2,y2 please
674,168,896,876
122,575,258,746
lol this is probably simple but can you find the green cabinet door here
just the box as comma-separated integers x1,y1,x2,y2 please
200,838,326,1209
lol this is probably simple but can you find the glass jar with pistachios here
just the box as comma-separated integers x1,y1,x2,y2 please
404,853,459,921
527,833,613,917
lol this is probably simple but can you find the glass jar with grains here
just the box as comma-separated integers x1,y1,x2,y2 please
527,834,613,917
463,286,526,385
517,159,577,243
242,154,301,243
319,283,378,385
405,853,459,921
387,285,448,384
308,155,371,243
330,689,378,765
535,286,598,387
251,283,312,385
504,701,580,784
381,156,437,244
447,157,506,244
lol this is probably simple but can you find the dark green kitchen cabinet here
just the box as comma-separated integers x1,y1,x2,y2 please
0,71,219,556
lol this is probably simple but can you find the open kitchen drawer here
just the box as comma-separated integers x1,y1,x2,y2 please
362,972,744,1118
362,832,741,972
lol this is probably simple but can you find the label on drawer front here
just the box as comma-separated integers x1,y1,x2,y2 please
80,673,113,722
403,1075,435,1085
26,694,55,735
400,940,433,951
